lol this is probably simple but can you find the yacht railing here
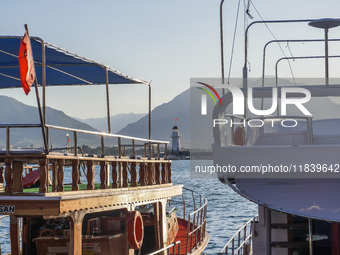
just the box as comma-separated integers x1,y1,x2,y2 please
170,187,208,254
221,114,314,146
219,216,257,255
147,241,181,255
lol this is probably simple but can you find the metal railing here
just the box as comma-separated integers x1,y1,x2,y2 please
45,124,169,158
171,188,208,254
219,217,257,255
221,114,314,146
147,241,181,255
0,124,42,154
0,124,169,158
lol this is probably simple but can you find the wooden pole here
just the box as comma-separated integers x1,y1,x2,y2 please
10,216,20,255
105,67,111,133
24,24,48,153
12,162,23,192
70,211,85,255
86,160,95,190
34,79,48,152
42,40,47,140
57,159,65,192
148,83,151,140
22,217,31,255
72,159,79,191
154,202,161,250
332,223,340,255
39,158,48,193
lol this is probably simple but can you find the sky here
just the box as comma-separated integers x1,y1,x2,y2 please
1,0,340,119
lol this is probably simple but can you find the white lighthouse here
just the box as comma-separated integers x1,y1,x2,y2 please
171,126,181,152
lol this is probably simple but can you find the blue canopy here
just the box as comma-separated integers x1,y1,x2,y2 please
0,36,148,88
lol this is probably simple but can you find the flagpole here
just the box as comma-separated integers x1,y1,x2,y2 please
24,24,48,153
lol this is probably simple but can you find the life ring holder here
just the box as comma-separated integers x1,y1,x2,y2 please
126,210,144,250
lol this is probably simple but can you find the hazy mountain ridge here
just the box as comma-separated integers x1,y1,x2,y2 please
118,89,191,147
77,113,146,133
1,86,338,150
0,95,99,147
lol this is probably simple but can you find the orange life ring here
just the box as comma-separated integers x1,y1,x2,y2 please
126,211,144,250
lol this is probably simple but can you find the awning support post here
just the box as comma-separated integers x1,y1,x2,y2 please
148,83,151,140
105,67,111,133
25,25,48,153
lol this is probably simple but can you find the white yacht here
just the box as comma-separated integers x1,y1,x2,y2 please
213,18,340,255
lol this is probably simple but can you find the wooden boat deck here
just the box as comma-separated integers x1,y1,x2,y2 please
0,152,186,254
0,152,177,216
0,184,182,217
171,218,209,255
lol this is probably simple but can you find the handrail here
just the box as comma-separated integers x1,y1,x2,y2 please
45,124,169,144
141,189,208,255
147,241,181,255
222,217,254,251
220,216,256,255
234,234,252,254
179,188,208,254
275,55,340,88
0,124,42,154
0,123,169,159
243,19,314,90
221,114,314,146
46,124,169,158
0,124,42,128
261,38,340,88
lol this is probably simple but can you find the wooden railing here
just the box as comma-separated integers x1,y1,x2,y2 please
2,157,172,195
0,124,171,194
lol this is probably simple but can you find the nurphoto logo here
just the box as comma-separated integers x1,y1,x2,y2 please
196,81,312,128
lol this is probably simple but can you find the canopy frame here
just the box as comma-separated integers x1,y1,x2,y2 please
0,35,152,148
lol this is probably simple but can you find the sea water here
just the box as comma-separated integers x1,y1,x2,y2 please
172,160,257,254
0,160,257,254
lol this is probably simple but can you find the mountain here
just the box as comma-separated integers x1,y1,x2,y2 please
2,85,339,151
0,95,99,148
78,113,146,133
117,86,340,151
118,89,190,147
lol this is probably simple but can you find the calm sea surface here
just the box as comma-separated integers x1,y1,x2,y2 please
0,160,257,254
172,160,257,254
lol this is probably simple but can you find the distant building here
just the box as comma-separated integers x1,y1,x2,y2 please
171,126,181,151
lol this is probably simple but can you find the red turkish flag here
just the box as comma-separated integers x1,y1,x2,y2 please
18,31,36,95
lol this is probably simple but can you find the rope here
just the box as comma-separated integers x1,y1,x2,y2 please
286,41,295,60
227,0,242,84
0,72,20,81
249,0,296,85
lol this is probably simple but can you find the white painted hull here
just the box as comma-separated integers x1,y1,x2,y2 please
213,143,340,221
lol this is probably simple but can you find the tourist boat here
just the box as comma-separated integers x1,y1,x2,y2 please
212,16,340,255
0,31,208,254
